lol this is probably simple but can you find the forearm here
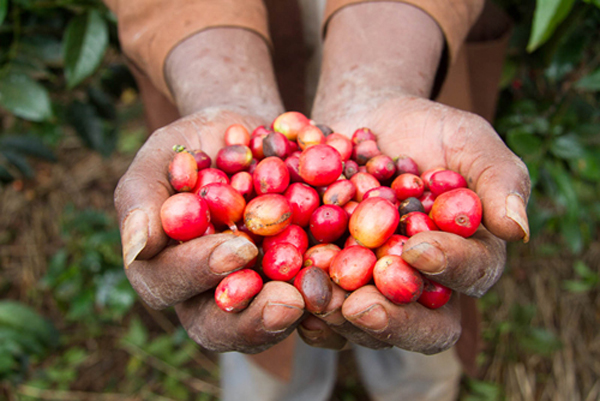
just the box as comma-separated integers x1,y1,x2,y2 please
165,28,284,120
313,3,444,119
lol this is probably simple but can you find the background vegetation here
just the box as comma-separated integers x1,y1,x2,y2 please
0,0,599,399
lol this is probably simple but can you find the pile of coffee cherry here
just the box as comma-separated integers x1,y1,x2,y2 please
160,112,482,313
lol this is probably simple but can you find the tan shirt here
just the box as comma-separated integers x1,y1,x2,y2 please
104,0,484,100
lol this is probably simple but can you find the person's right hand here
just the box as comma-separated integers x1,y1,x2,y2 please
115,109,305,354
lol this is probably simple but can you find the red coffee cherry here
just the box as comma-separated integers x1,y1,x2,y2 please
168,149,198,192
244,194,292,236
199,183,246,230
349,172,380,202
349,197,399,248
375,234,408,258
373,255,424,305
428,170,468,197
262,243,303,282
284,183,320,227
272,111,311,141
418,191,436,214
430,188,482,238
394,155,419,176
391,173,425,200
216,145,253,174
189,149,212,171
351,127,376,145
353,140,381,165
262,224,309,255
344,160,360,179
329,245,377,291
193,168,229,193
253,156,290,195
326,133,353,161
224,124,251,146
309,204,349,244
263,131,290,159
215,269,263,313
366,154,396,182
160,193,210,241
399,212,439,237
230,171,254,201
421,167,445,189
418,278,452,309
322,180,357,207
303,243,341,274
297,125,326,150
299,144,343,187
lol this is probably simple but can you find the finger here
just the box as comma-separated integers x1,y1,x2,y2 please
342,285,462,354
444,113,531,243
316,282,390,349
297,315,347,350
175,281,305,354
127,233,258,309
116,123,204,265
401,227,505,297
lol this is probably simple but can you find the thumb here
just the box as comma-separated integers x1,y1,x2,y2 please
445,115,531,242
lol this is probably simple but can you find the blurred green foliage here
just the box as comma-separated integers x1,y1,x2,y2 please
497,0,600,254
42,206,136,326
0,0,136,183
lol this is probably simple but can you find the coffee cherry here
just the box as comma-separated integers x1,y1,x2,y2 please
349,172,380,202
366,154,396,182
297,125,326,150
168,149,198,192
430,188,482,238
244,194,292,236
375,234,408,258
418,278,452,309
230,171,254,201
398,197,425,216
326,133,353,161
189,149,212,171
160,193,210,241
373,255,423,304
216,145,253,174
215,269,263,312
329,245,377,291
263,131,290,159
399,212,438,236
193,168,229,193
394,155,419,176
262,243,303,281
262,224,309,255
353,140,381,165
294,266,333,313
284,183,320,227
199,183,246,230
299,144,343,187
253,156,290,195
351,127,376,145
303,243,341,273
309,205,349,244
349,197,399,248
428,170,468,196
272,111,311,141
391,173,425,200
363,186,398,205
344,160,360,179
224,124,251,146
322,180,357,207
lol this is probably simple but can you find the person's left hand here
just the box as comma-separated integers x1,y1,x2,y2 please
298,94,530,354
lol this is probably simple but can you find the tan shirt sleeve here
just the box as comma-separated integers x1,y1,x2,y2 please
104,0,271,100
323,0,484,65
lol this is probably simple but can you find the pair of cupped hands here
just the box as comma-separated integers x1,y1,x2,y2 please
115,92,531,355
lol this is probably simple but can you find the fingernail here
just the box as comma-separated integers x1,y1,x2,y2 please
209,236,258,274
262,303,304,333
402,242,446,273
122,209,148,269
506,194,530,243
346,304,389,331
298,325,323,343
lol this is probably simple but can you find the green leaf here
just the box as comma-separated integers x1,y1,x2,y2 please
563,279,593,293
0,135,56,162
583,0,600,8
527,0,577,52
0,301,59,349
0,164,13,183
561,216,583,253
0,149,34,178
550,134,585,160
67,100,116,157
122,317,148,348
63,10,108,88
0,73,52,122
506,129,544,157
575,68,600,91
0,0,7,27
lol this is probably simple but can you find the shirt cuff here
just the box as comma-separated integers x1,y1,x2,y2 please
322,0,484,65
108,0,271,102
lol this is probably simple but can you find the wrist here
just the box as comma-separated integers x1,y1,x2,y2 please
165,28,284,121
313,3,444,122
